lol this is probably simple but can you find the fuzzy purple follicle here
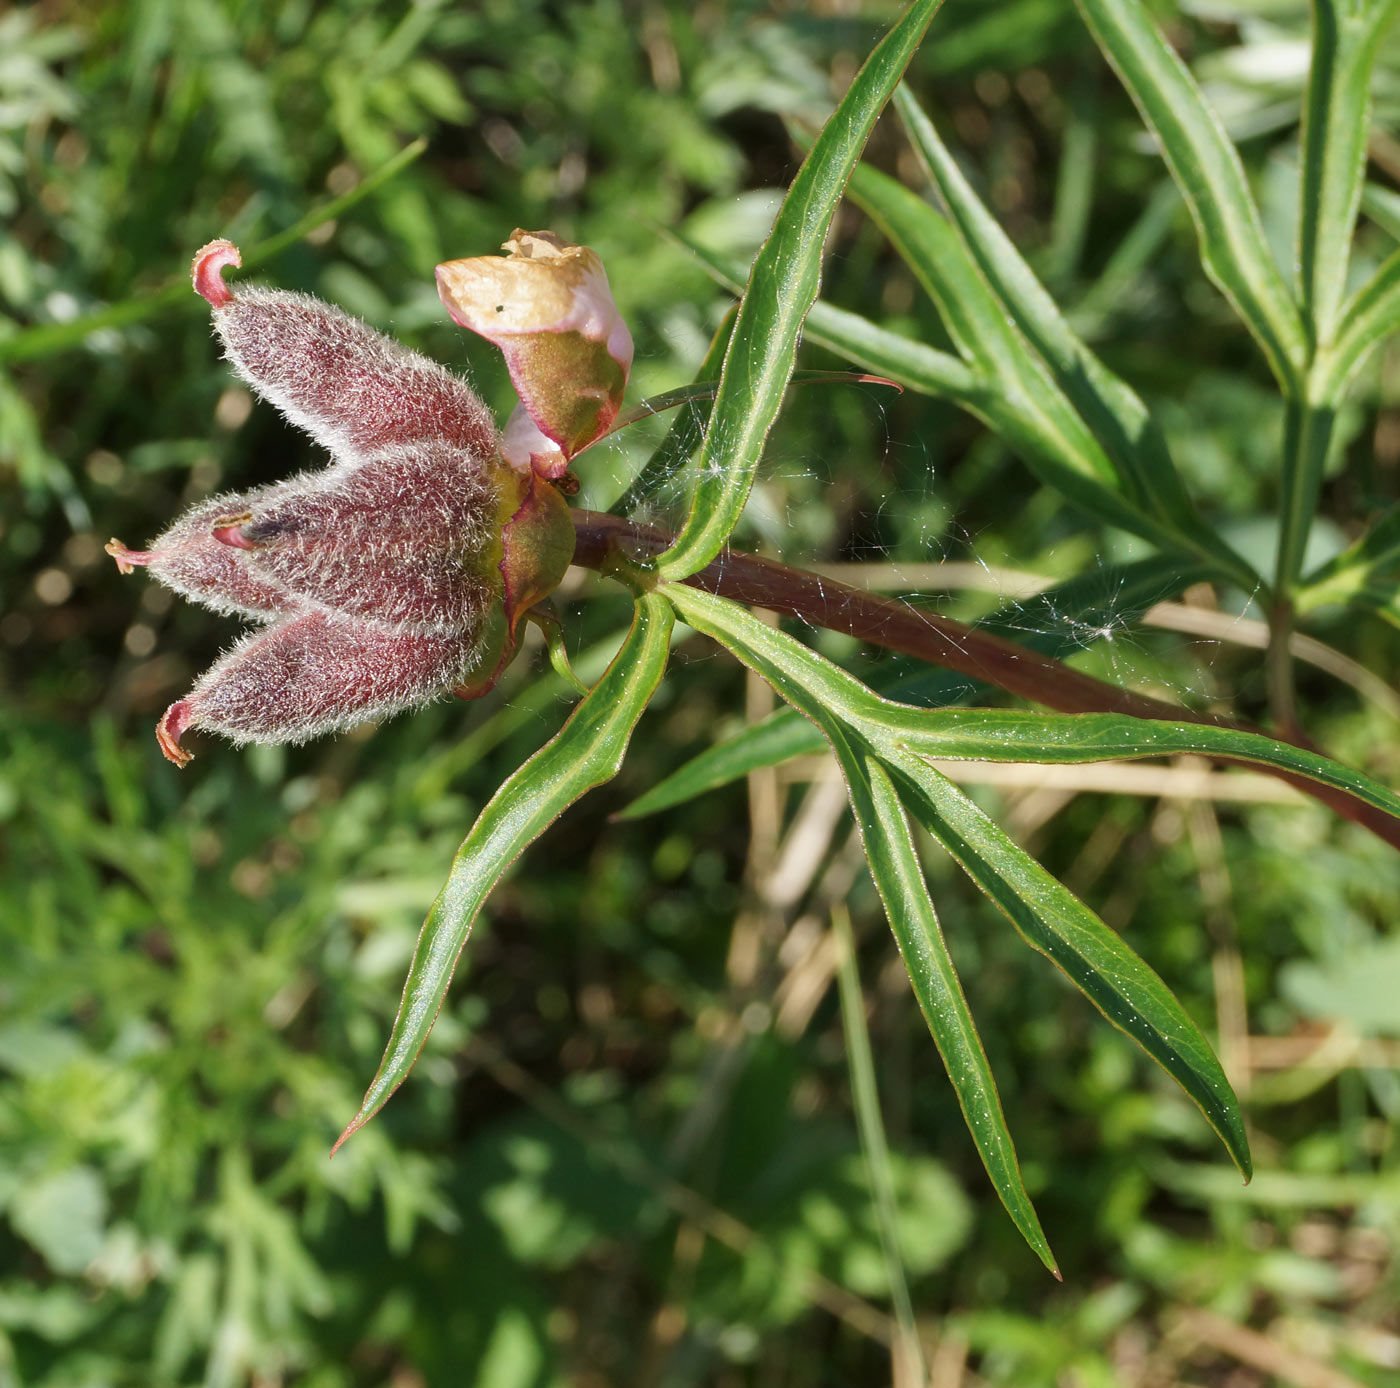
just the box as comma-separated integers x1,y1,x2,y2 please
109,239,576,765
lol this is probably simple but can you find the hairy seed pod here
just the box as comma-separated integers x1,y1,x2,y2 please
111,239,581,765
105,492,295,619
211,442,500,634
214,286,500,463
158,612,483,763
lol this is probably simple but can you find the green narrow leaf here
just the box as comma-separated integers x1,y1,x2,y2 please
334,593,674,1150
1074,0,1307,390
1321,243,1400,394
620,556,1207,818
1297,499,1400,611
610,369,891,438
667,227,985,405
1360,178,1400,241
873,708,1400,824
894,86,1163,500
617,708,821,821
661,582,1252,1181
834,754,1058,1273
1280,0,1399,595
893,86,1246,578
657,0,947,580
845,161,1112,490
660,580,1057,1267
1297,0,1400,345
844,157,1197,549
881,748,1252,1181
672,587,1400,828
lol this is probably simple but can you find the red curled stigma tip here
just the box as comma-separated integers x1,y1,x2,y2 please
105,538,155,575
192,239,242,307
211,521,255,550
156,700,196,768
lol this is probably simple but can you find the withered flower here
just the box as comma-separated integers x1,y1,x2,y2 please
108,239,577,765
435,230,633,478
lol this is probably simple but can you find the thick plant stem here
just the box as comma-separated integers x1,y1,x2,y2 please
570,510,1400,850
1267,598,1302,743
1272,396,1335,734
1275,399,1336,598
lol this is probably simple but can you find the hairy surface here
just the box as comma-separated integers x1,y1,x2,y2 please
143,493,295,619
114,261,515,762
214,288,498,461
221,442,498,635
186,612,482,746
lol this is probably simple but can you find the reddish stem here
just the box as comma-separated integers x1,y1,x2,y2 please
569,511,1400,852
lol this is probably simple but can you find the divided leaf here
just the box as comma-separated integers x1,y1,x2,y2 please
662,582,1255,1208
892,84,1223,555
662,579,1056,1267
882,748,1251,1180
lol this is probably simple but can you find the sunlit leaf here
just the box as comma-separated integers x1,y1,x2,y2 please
871,709,1400,825
881,748,1251,1180
1297,0,1399,346
833,742,1058,1273
661,581,1253,1181
892,84,1251,590
658,579,1059,1266
657,0,947,579
1074,0,1306,390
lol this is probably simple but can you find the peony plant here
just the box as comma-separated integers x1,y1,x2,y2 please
99,0,1400,1284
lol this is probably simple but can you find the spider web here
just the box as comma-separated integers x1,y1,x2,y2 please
586,381,1263,714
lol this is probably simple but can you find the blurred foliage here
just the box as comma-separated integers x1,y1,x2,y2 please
1,0,1399,1385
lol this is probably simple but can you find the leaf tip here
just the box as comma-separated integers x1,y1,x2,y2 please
329,1112,367,1159
1226,1122,1253,1184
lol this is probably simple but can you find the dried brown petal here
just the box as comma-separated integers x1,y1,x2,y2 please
436,230,632,469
